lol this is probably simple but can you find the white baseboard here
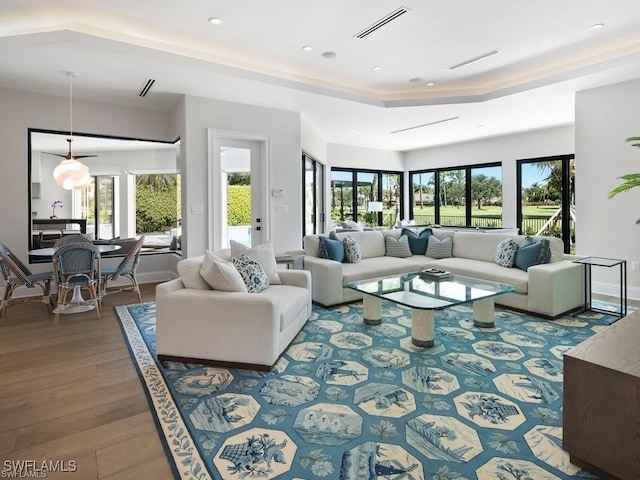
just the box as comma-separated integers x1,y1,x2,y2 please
592,280,640,303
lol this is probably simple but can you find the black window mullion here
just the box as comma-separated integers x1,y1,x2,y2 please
465,167,472,226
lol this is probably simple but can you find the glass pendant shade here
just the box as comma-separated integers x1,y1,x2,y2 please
53,158,91,189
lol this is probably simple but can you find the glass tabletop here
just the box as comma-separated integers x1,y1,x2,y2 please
347,272,516,311
573,256,625,267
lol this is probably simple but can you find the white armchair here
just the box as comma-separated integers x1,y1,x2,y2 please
156,254,312,371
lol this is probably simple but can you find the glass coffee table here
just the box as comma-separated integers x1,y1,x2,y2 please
347,272,515,347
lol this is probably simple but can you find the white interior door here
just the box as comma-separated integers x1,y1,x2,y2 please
211,136,264,249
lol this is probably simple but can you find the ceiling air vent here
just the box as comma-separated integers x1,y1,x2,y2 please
355,7,410,39
139,78,156,97
390,117,459,134
447,50,501,70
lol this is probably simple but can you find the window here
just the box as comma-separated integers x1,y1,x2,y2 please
135,173,181,242
411,171,435,224
517,155,574,253
331,168,404,228
471,165,503,228
411,163,502,228
303,153,325,236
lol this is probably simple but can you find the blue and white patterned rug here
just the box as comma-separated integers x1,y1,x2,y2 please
115,301,619,480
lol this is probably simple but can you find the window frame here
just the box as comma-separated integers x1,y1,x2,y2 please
331,167,404,228
409,161,502,227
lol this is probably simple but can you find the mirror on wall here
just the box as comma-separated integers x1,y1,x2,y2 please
28,129,181,254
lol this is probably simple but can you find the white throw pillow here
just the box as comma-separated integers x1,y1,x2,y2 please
200,251,247,292
177,256,210,290
230,240,281,284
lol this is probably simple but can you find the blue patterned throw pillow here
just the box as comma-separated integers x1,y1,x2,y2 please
232,253,269,293
319,233,345,262
401,227,432,255
495,238,519,268
514,236,552,271
343,235,361,263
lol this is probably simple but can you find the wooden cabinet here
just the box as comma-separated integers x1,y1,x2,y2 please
563,311,640,480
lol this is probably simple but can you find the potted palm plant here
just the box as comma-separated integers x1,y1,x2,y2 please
608,136,640,224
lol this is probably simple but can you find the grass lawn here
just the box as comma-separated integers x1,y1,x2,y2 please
411,204,561,218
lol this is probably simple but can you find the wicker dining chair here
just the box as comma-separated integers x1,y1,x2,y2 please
100,236,145,303
52,242,101,325
54,234,93,248
0,242,54,318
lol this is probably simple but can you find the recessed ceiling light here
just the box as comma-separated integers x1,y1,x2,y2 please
348,129,356,133
373,66,383,71
302,45,313,52
409,77,422,83
590,23,605,30
426,82,435,87
208,17,223,25
322,51,337,59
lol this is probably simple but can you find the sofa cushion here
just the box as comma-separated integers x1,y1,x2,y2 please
425,257,528,294
385,235,412,258
515,236,552,271
401,227,432,255
200,251,247,292
426,235,453,259
342,257,420,286
230,240,281,284
332,231,385,259
319,233,344,262
343,235,361,263
232,254,269,293
177,256,210,290
495,238,519,268
260,284,310,331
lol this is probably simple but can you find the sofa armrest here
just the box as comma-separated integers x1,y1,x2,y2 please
156,278,184,297
278,269,311,290
303,255,344,306
156,287,281,366
527,260,585,317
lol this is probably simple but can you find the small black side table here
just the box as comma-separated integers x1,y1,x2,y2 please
573,256,627,319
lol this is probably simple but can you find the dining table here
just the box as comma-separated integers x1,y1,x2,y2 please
28,244,121,314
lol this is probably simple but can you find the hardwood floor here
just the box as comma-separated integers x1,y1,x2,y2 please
1,283,637,479
0,283,174,479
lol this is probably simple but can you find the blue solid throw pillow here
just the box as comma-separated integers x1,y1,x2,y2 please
401,227,432,255
319,232,344,262
514,236,551,271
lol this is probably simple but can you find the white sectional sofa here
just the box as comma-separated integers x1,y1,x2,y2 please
303,229,584,319
156,249,312,370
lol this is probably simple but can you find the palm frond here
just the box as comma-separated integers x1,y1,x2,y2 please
625,136,640,148
608,173,640,198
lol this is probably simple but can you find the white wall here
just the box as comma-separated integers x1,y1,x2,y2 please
576,78,640,300
404,126,575,227
0,87,177,283
328,143,404,171
301,116,327,164
182,95,302,256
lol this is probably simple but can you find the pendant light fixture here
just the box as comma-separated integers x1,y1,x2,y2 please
49,71,95,190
